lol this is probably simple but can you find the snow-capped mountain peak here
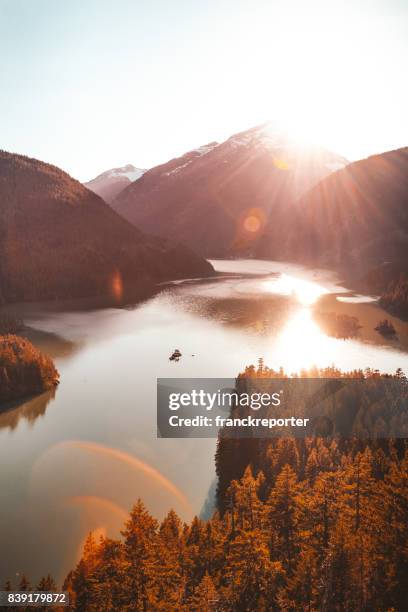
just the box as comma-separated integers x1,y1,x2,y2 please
84,164,146,203
91,164,146,184
224,122,348,175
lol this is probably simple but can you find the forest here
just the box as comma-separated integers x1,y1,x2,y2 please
2,363,407,611
0,150,213,305
0,335,59,403
380,276,408,320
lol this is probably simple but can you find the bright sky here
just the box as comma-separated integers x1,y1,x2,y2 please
1,0,407,181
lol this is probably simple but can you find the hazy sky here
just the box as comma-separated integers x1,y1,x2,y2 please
1,0,407,181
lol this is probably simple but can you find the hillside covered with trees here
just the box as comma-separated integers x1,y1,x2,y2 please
269,147,407,268
0,151,213,305
379,275,408,320
58,440,406,611
0,335,59,404
267,147,408,311
8,364,406,611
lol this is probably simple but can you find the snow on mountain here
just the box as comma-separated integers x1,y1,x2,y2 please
193,142,219,156
226,122,348,163
163,142,219,176
84,164,146,203
111,122,349,258
107,164,146,182
165,160,193,176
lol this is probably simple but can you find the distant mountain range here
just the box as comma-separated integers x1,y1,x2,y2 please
0,152,213,305
110,123,348,257
3,123,406,314
104,125,407,317
84,164,146,203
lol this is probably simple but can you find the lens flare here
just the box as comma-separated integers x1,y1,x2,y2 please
66,495,128,524
110,269,123,302
57,440,192,514
243,215,261,233
272,157,290,170
241,207,265,236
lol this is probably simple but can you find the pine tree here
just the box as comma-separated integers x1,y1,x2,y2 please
303,471,339,553
71,560,93,612
222,530,284,610
154,510,184,609
382,447,408,609
200,515,226,577
121,499,160,610
320,521,352,612
18,575,30,591
62,571,75,610
227,466,263,532
339,447,387,609
188,572,218,611
89,539,128,611
184,516,206,595
277,547,319,611
36,574,57,591
305,447,319,484
266,464,300,572
82,532,99,573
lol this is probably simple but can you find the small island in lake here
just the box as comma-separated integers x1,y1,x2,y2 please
374,319,397,337
0,335,59,404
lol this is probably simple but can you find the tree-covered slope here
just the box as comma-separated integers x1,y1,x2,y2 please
0,151,213,304
280,147,408,280
0,335,59,403
50,364,408,611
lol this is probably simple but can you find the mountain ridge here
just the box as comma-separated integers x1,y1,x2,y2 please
258,146,408,317
84,163,146,203
0,150,213,305
111,123,348,257
284,146,408,274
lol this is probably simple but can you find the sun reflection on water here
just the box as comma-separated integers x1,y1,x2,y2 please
262,273,328,306
262,273,338,371
273,307,335,371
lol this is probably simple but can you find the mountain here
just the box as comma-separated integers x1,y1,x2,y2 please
84,164,146,203
0,151,213,305
281,147,408,280
111,123,348,257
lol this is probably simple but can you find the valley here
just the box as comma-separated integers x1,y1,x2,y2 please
1,259,407,583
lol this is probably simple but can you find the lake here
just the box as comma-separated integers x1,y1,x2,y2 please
1,259,408,584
